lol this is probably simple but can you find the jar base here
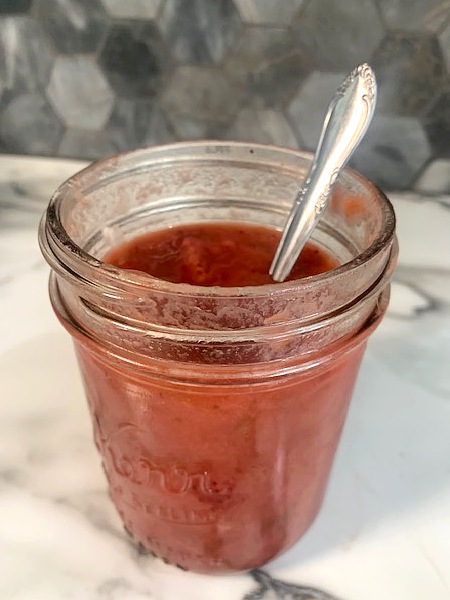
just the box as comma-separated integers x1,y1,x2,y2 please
122,513,320,575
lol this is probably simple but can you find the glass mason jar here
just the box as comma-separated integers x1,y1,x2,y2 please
39,142,397,574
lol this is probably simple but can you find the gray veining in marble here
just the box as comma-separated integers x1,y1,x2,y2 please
245,570,339,600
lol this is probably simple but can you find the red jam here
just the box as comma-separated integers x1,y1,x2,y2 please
104,222,339,286
74,222,364,573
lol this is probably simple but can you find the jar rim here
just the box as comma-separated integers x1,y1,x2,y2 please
42,141,396,299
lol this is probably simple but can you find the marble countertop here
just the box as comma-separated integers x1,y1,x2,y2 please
1,155,450,600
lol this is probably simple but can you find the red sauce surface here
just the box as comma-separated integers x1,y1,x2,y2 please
73,222,364,573
104,222,339,286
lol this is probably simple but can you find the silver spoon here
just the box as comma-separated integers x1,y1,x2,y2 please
270,63,377,282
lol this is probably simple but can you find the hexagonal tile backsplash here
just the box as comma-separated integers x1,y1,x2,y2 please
2,0,450,191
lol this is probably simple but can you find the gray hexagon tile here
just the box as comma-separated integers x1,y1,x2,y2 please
33,0,108,55
99,0,163,20
295,0,385,70
350,115,432,190
438,20,450,69
226,107,298,147
158,0,241,65
377,0,450,34
98,22,170,99
47,57,114,131
58,129,115,160
225,27,313,108
162,66,242,139
287,71,346,150
414,159,450,194
0,93,63,155
372,32,447,116
106,99,174,152
0,0,449,189
423,88,450,157
233,0,305,26
0,0,31,13
0,16,55,93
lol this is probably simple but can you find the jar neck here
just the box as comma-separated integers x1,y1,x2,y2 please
52,272,390,382
47,238,395,370
39,142,398,368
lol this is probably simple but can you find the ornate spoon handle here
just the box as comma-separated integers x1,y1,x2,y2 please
270,63,377,282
